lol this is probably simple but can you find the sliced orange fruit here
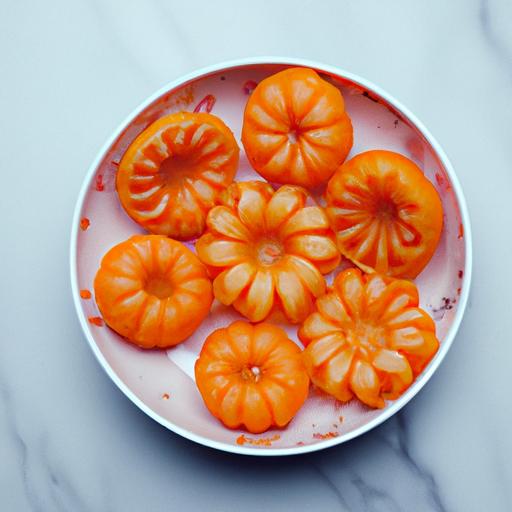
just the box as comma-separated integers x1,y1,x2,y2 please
241,67,353,188
325,150,443,278
116,112,239,240
196,181,341,323
94,235,212,348
299,268,439,408
195,321,309,433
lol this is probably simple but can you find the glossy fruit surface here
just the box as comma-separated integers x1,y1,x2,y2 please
94,235,212,348
195,321,309,433
116,112,239,240
299,268,439,408
241,67,353,188
196,181,341,323
325,150,443,278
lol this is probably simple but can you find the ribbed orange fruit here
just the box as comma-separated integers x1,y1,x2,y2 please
325,150,443,278
94,235,212,348
116,112,239,240
242,67,353,188
195,321,309,433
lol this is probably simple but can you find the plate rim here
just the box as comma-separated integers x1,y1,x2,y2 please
69,56,473,456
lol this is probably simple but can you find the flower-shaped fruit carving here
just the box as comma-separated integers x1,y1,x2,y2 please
196,181,341,323
325,150,443,278
298,268,439,408
195,321,309,433
94,235,213,348
116,112,239,240
242,67,353,188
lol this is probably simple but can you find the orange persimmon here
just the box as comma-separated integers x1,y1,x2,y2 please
241,67,353,188
195,321,309,433
116,112,239,240
325,150,443,278
299,268,439,408
196,181,341,323
94,235,212,348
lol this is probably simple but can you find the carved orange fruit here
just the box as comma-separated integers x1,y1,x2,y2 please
196,181,341,323
326,150,443,278
299,268,439,408
116,112,239,240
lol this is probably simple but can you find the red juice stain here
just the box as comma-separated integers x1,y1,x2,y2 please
435,173,445,187
88,316,103,326
95,174,104,191
362,90,379,104
80,289,92,299
236,434,280,446
80,217,90,231
313,432,339,440
458,223,464,239
193,94,216,113
243,80,258,95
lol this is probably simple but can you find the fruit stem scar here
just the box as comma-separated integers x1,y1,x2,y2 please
241,366,261,382
288,129,299,144
257,239,283,266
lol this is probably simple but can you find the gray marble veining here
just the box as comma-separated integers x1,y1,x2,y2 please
480,0,512,80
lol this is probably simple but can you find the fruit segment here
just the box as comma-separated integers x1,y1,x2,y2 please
196,181,341,323
116,112,239,240
94,235,213,348
195,321,309,433
299,268,439,408
325,150,443,278
242,67,353,188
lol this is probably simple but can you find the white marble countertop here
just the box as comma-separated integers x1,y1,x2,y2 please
1,1,511,510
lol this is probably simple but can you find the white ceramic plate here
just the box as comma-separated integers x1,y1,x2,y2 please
70,57,472,455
